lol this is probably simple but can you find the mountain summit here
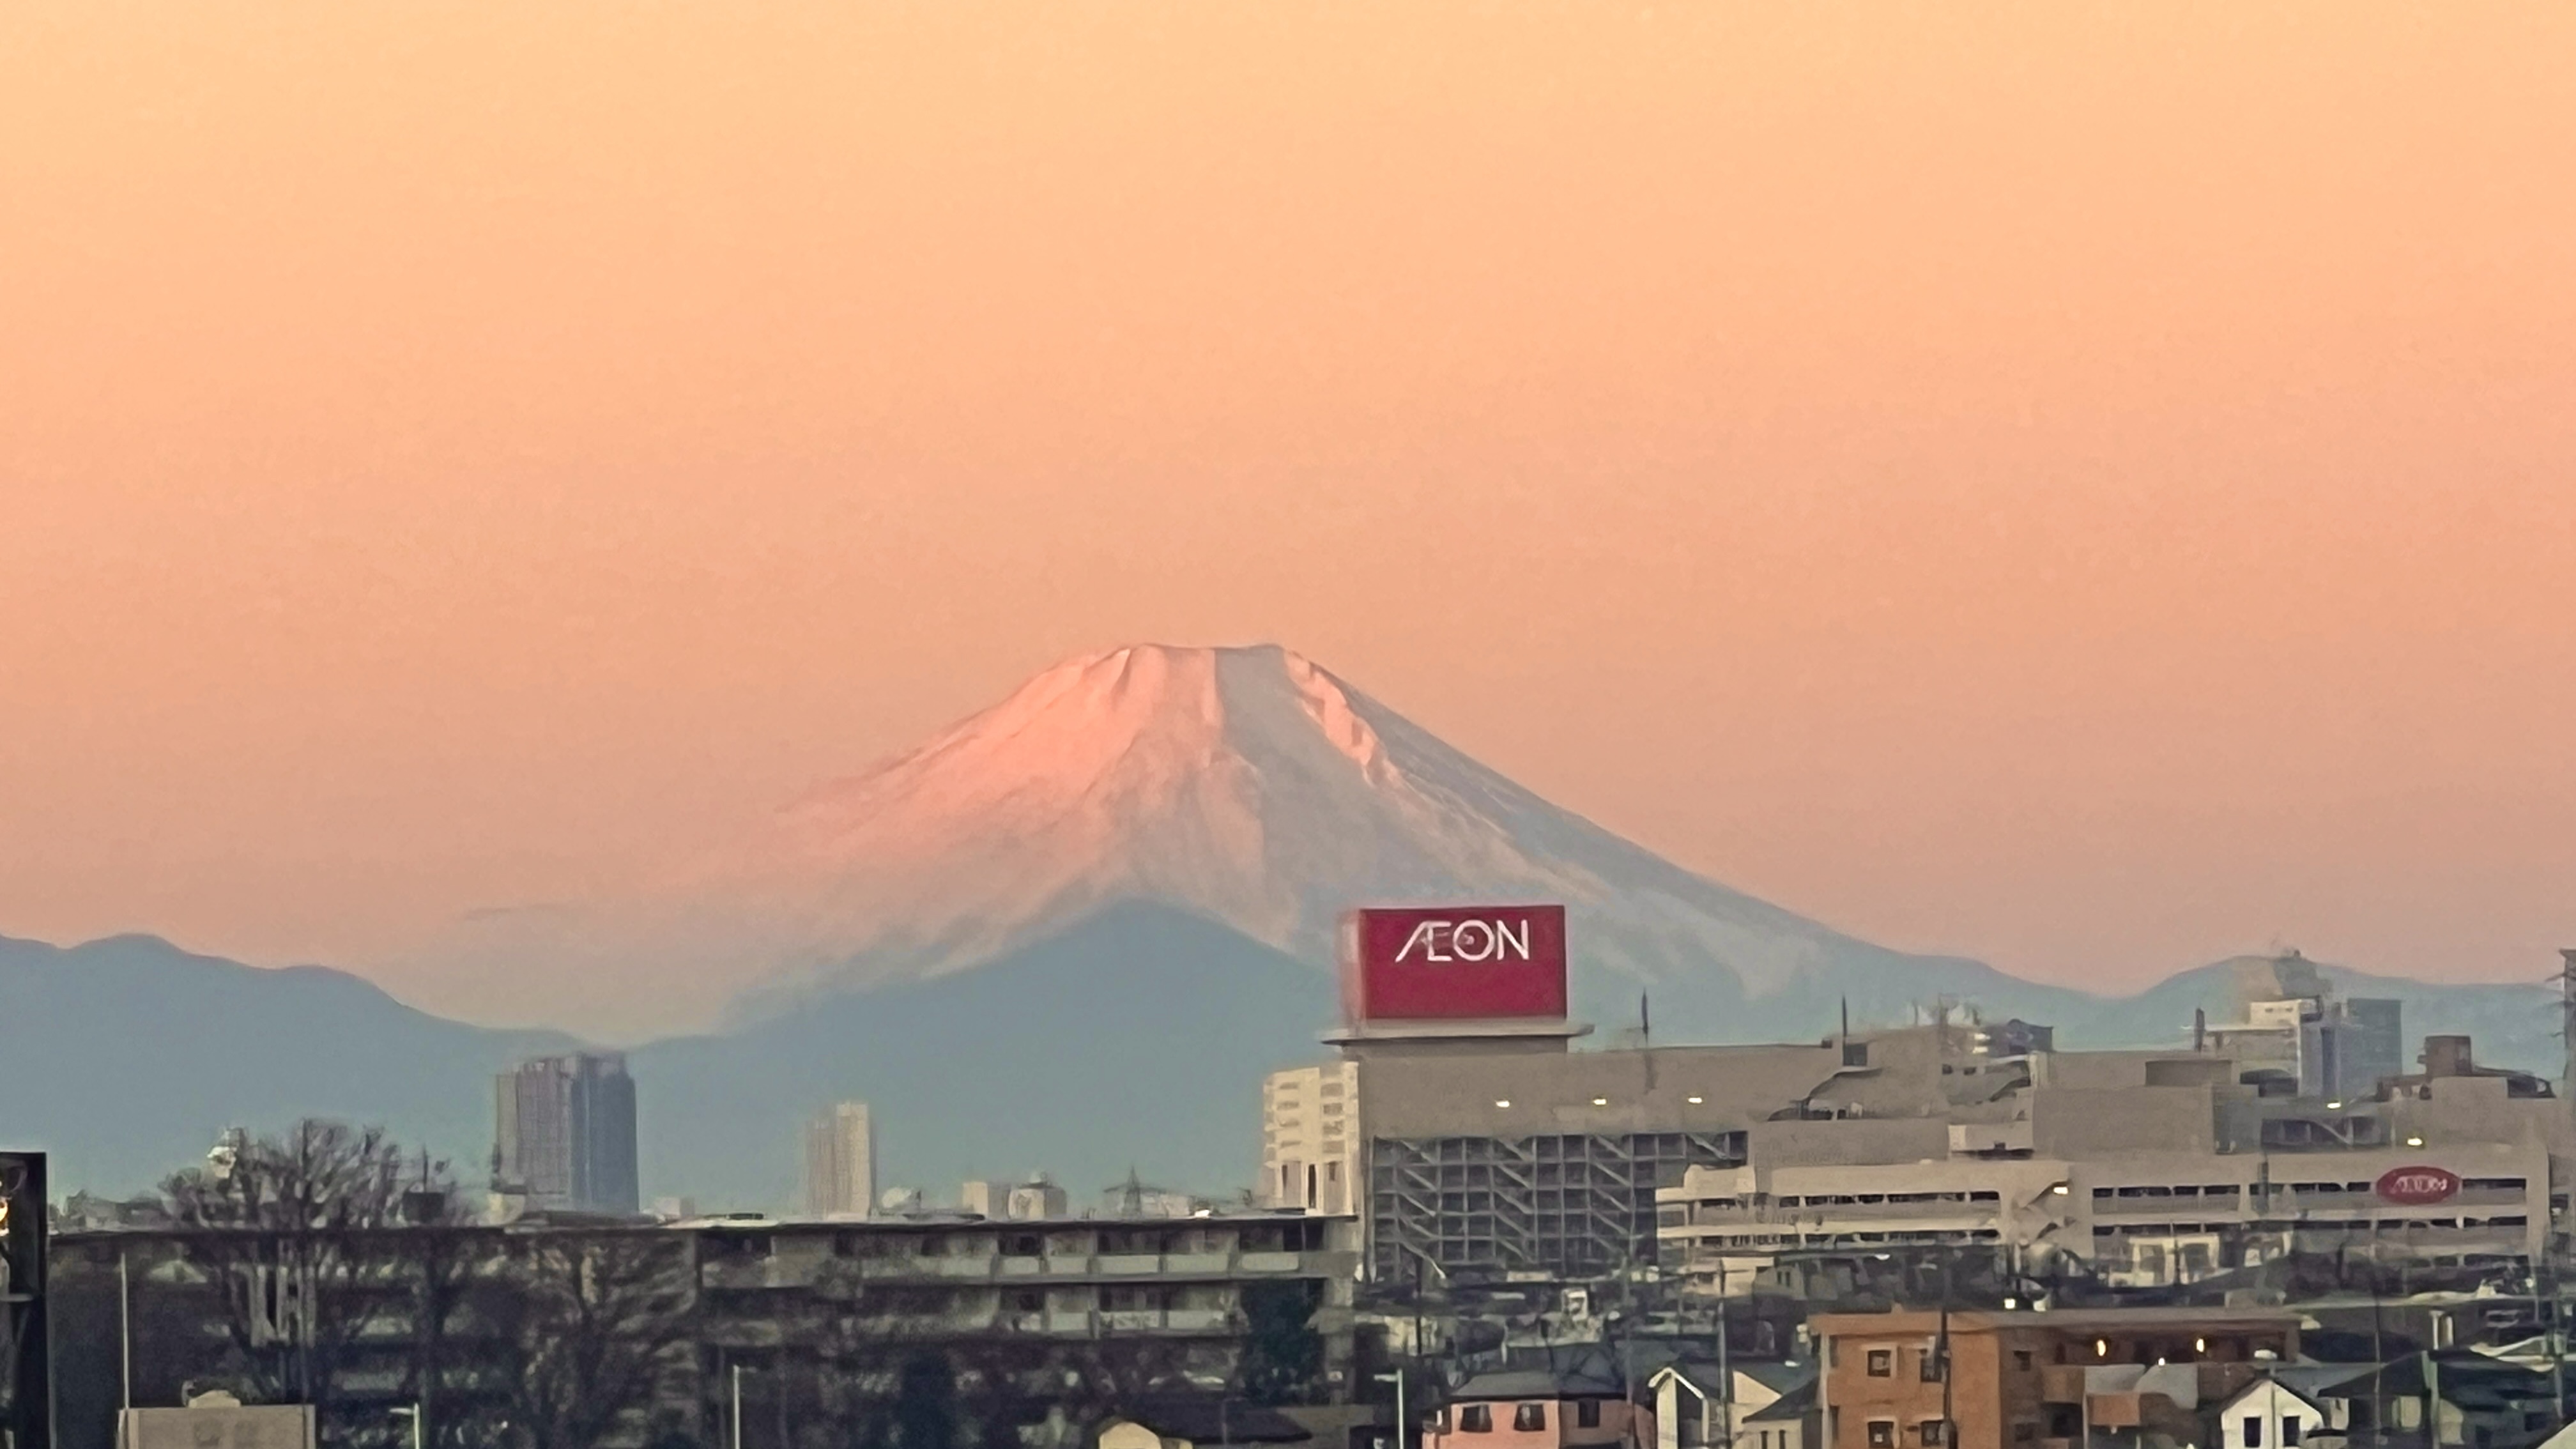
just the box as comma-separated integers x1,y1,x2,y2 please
419,643,2079,1040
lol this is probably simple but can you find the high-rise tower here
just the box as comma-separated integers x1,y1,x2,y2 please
802,1101,877,1216
494,1054,640,1215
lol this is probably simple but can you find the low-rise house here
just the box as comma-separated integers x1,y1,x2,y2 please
2214,1376,2336,1449
1650,1361,1816,1449
1425,1370,1650,1449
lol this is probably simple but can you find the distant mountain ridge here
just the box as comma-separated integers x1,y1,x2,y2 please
0,931,573,1197
10,643,2563,1200
6,924,2561,1204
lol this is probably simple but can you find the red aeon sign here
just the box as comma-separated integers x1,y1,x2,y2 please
1339,905,1568,1023
2375,1166,2461,1206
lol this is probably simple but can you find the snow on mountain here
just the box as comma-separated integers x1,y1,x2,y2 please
413,642,2082,1041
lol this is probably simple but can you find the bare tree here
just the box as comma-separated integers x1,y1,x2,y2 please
160,1121,459,1442
486,1229,698,1449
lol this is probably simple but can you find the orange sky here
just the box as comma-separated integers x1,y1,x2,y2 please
4,1,2572,1009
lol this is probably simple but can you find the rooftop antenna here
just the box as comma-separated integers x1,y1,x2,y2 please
1840,997,1850,1053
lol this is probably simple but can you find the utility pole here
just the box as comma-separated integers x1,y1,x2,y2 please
119,1246,133,1413
1936,1255,1954,1449
1713,1259,1732,1449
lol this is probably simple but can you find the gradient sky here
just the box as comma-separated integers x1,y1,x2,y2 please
5,2,2572,1012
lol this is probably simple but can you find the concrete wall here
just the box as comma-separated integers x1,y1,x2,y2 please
1355,1042,1845,1139
1747,1120,1951,1169
2032,1087,2216,1157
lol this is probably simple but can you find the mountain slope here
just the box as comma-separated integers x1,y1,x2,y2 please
418,643,2101,1040
0,932,572,1194
628,901,1333,1208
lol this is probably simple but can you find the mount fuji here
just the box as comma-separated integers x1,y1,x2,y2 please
13,644,2562,1202
424,642,2090,1043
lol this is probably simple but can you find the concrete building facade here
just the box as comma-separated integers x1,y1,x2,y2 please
1655,1020,2570,1295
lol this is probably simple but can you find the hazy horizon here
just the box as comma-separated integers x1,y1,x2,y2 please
6,3,2572,1015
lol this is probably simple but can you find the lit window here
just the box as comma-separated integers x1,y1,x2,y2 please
1867,1349,1894,1377
1514,1405,1547,1432
1867,1422,1895,1448
1459,1406,1492,1434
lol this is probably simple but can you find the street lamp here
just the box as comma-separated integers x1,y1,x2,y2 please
389,1404,424,1449
1374,1371,1408,1449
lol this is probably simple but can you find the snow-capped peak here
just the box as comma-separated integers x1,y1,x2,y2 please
410,643,2019,1041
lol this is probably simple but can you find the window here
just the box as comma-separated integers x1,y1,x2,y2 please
1919,1347,1945,1382
1867,1349,1894,1377
1514,1406,1547,1432
1917,1422,1948,1446
1845,1042,1871,1068
2244,1416,2264,1448
2012,1350,2034,1372
2281,1420,2301,1446
1459,1406,1492,1435
1867,1422,1895,1449
1577,1402,1601,1430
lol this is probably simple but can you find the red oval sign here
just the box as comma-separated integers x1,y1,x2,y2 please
2376,1167,2460,1205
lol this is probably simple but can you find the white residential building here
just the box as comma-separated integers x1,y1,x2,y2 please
1261,1061,1360,1213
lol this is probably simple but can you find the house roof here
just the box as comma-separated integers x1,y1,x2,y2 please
2216,1374,2329,1419
1812,1307,2302,1337
1745,1381,1819,1425
1451,1369,1625,1402
2318,1353,2561,1409
1109,1400,1314,1444
1651,1360,1813,1400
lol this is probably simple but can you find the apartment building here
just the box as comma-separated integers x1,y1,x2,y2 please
48,1213,1363,1449
1264,1061,1361,1215
696,1211,1362,1385
1810,1307,2301,1449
